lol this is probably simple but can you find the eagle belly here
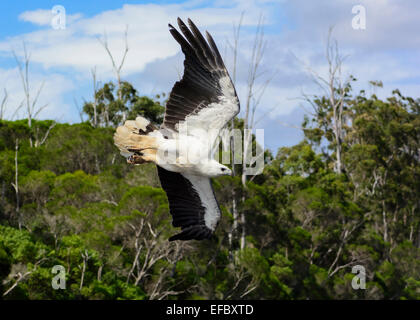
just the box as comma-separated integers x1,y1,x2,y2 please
155,133,214,176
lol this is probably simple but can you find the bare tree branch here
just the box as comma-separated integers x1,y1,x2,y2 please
3,258,47,296
0,88,7,120
13,42,49,147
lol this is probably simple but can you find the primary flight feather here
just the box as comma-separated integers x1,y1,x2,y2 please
114,18,240,241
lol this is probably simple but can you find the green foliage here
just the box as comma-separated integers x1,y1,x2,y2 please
83,81,165,127
0,80,419,300
0,225,47,262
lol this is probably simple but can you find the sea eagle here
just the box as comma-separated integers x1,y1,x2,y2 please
114,18,240,241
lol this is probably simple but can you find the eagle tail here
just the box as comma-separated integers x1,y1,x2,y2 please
114,116,158,164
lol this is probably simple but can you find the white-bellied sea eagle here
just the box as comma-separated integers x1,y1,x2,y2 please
114,18,240,241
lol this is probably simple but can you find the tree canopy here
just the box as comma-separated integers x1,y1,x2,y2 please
0,79,419,300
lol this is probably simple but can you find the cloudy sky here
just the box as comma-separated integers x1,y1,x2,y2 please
0,0,419,152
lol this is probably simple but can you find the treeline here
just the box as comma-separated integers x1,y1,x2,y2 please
0,80,419,299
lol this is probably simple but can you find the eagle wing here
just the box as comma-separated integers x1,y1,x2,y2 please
164,18,240,147
157,166,220,241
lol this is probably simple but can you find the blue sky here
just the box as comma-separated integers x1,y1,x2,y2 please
0,0,419,153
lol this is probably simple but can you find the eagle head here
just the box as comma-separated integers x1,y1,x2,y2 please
202,160,232,177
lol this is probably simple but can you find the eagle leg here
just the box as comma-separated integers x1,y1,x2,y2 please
114,116,159,165
127,150,157,164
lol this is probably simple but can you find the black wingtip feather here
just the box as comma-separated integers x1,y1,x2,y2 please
157,166,216,242
205,30,225,69
164,18,239,136
177,17,183,27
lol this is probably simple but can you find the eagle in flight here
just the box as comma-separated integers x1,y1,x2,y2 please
114,18,240,241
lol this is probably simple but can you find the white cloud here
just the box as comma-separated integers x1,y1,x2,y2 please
19,8,82,27
19,9,53,26
5,2,272,76
277,0,420,102
280,0,420,50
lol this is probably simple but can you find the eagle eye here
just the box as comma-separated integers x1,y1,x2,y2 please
221,168,226,171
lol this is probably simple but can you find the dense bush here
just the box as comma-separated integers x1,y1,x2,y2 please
0,83,419,300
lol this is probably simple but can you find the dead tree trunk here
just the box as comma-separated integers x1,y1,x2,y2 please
382,200,388,243
227,13,243,256
299,28,349,175
325,30,346,174
240,15,268,250
11,139,20,229
79,250,90,291
98,26,129,124
0,89,7,120
13,42,48,146
91,67,98,127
